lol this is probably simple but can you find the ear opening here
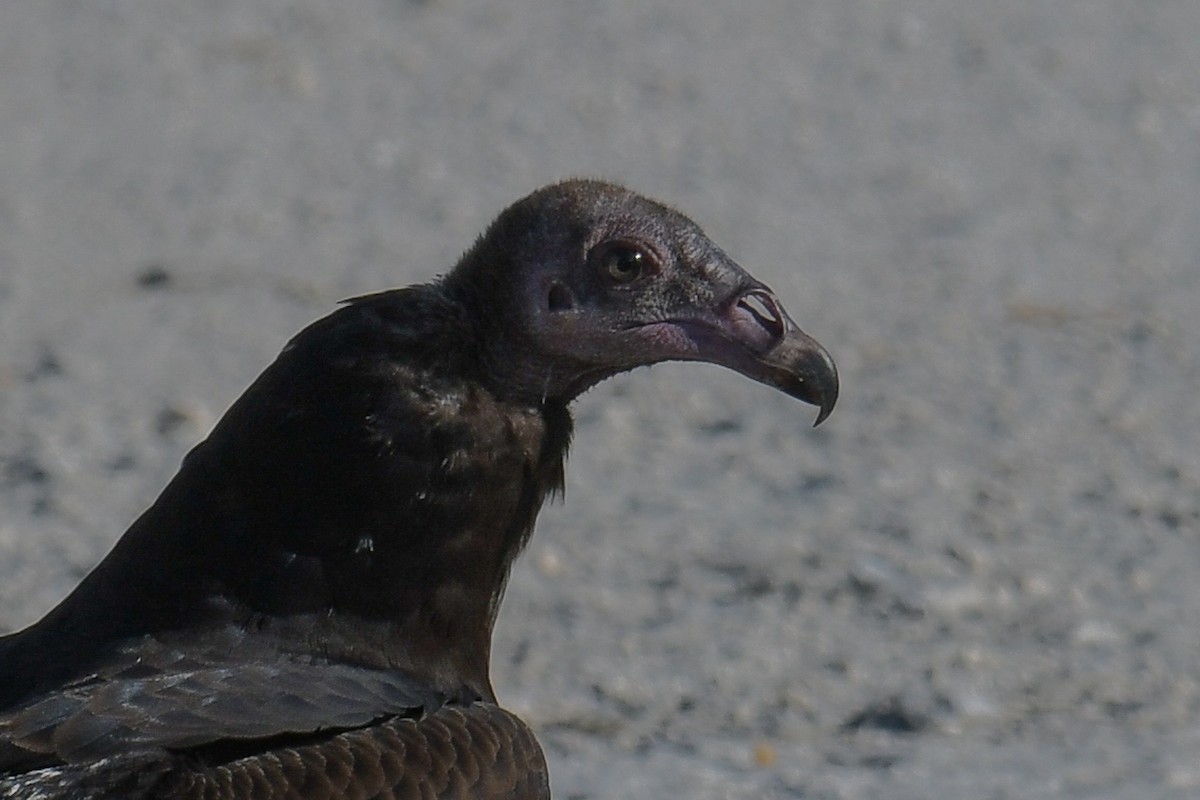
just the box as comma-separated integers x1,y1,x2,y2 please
547,283,575,312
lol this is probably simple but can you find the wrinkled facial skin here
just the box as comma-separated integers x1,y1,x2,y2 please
495,182,837,423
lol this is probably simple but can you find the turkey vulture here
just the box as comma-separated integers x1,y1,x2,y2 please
0,180,837,799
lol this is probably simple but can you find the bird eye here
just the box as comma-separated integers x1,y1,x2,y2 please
593,242,654,285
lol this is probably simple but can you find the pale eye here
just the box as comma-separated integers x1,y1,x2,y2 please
591,242,656,285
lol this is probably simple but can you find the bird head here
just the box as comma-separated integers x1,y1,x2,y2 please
449,180,838,424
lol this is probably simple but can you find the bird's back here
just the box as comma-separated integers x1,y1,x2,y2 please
1,703,549,800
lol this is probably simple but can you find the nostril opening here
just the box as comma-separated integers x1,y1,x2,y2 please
737,290,784,337
547,283,575,312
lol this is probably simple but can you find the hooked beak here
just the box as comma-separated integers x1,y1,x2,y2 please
650,286,839,426
720,288,838,425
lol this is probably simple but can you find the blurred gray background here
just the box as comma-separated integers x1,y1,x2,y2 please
1,2,1198,798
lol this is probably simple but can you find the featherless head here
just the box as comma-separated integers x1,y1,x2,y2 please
445,180,838,421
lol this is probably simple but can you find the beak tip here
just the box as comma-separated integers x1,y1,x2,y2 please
808,379,838,427
743,333,838,426
802,344,839,428
812,403,834,428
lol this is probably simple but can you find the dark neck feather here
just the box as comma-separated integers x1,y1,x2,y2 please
0,287,573,705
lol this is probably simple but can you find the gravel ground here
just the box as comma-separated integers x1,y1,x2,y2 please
2,2,1198,798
